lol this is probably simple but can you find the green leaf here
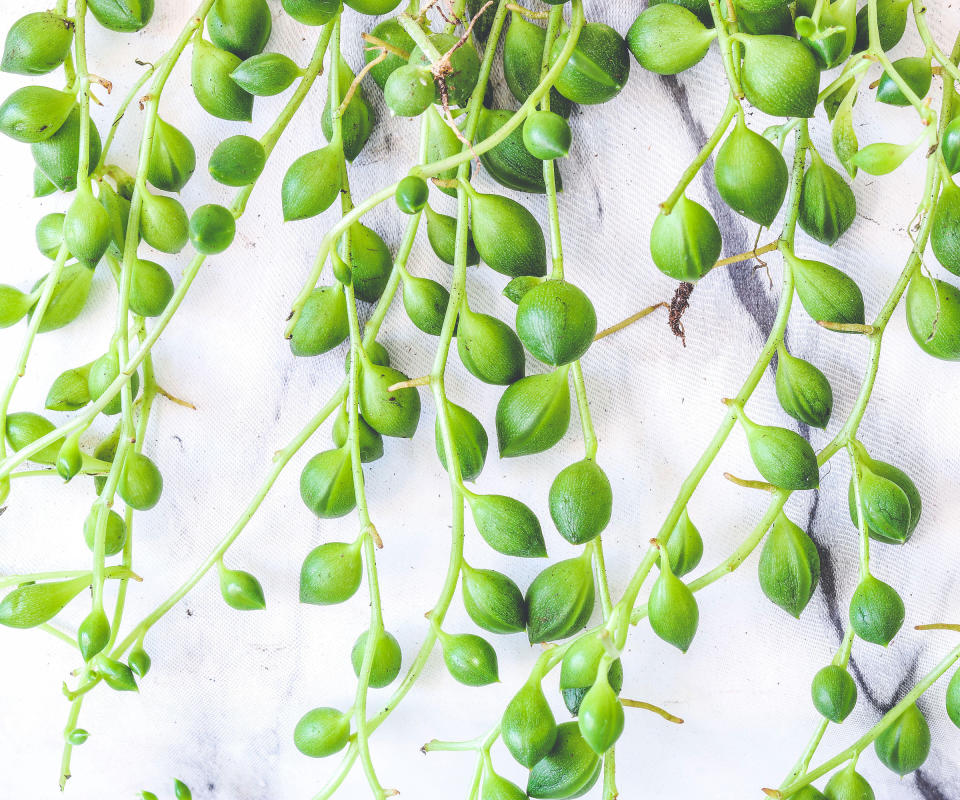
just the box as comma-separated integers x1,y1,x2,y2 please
495,369,571,458
0,575,91,628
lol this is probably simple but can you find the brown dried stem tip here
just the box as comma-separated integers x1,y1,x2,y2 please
669,281,694,345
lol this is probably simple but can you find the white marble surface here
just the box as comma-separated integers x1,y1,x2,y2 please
2,1,960,798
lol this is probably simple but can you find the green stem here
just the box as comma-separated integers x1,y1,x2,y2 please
40,623,80,649
707,0,743,99
618,124,808,642
847,444,870,579
816,57,870,105
778,630,856,788
72,0,91,188
631,109,942,627
0,245,69,467
0,569,91,587
313,13,512,799
571,362,597,460
111,21,410,671
661,97,738,214
913,0,960,85
397,14,444,63
58,695,84,789
329,18,386,797
111,389,342,657
602,750,618,800
541,5,564,279
96,59,158,173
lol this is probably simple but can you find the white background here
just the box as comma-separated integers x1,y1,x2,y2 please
1,1,960,798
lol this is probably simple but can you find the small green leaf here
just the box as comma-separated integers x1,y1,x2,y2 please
849,140,918,176
0,574,91,628
218,563,266,610
440,631,499,686
299,541,362,605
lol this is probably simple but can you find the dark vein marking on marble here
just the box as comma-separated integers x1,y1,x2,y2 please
660,72,949,793
916,768,953,800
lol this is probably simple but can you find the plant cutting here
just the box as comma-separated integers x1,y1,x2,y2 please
1,0,960,798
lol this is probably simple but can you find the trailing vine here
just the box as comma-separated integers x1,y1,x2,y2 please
1,0,960,798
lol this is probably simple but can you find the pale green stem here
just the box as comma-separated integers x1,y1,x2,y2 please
616,123,809,645
58,695,84,789
111,390,343,657
602,750,618,800
778,630,856,788
0,569,91,588
328,18,387,797
96,59,157,173
847,444,870,579
313,13,513,798
707,0,743,99
0,245,69,466
397,14,444,62
541,4,564,279
73,0,91,188
661,97,738,214
40,623,80,650
817,56,871,105
913,0,960,85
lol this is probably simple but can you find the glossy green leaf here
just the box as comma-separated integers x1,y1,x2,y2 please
650,193,722,281
299,541,362,605
294,707,350,757
811,664,857,723
495,369,571,458
525,554,595,643
874,703,930,775
548,459,612,545
527,722,602,799
351,629,402,688
299,447,356,519
502,680,557,767
461,563,526,634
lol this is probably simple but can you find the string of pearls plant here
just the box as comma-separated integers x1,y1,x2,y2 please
1,0,959,797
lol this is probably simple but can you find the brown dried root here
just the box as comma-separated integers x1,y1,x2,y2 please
668,281,694,345
430,0,493,161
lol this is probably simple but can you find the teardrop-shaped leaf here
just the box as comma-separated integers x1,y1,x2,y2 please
502,680,557,767
849,140,917,176
0,575,91,628
874,703,930,776
495,369,571,458
757,512,820,618
525,554,595,643
466,493,546,558
281,145,341,221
